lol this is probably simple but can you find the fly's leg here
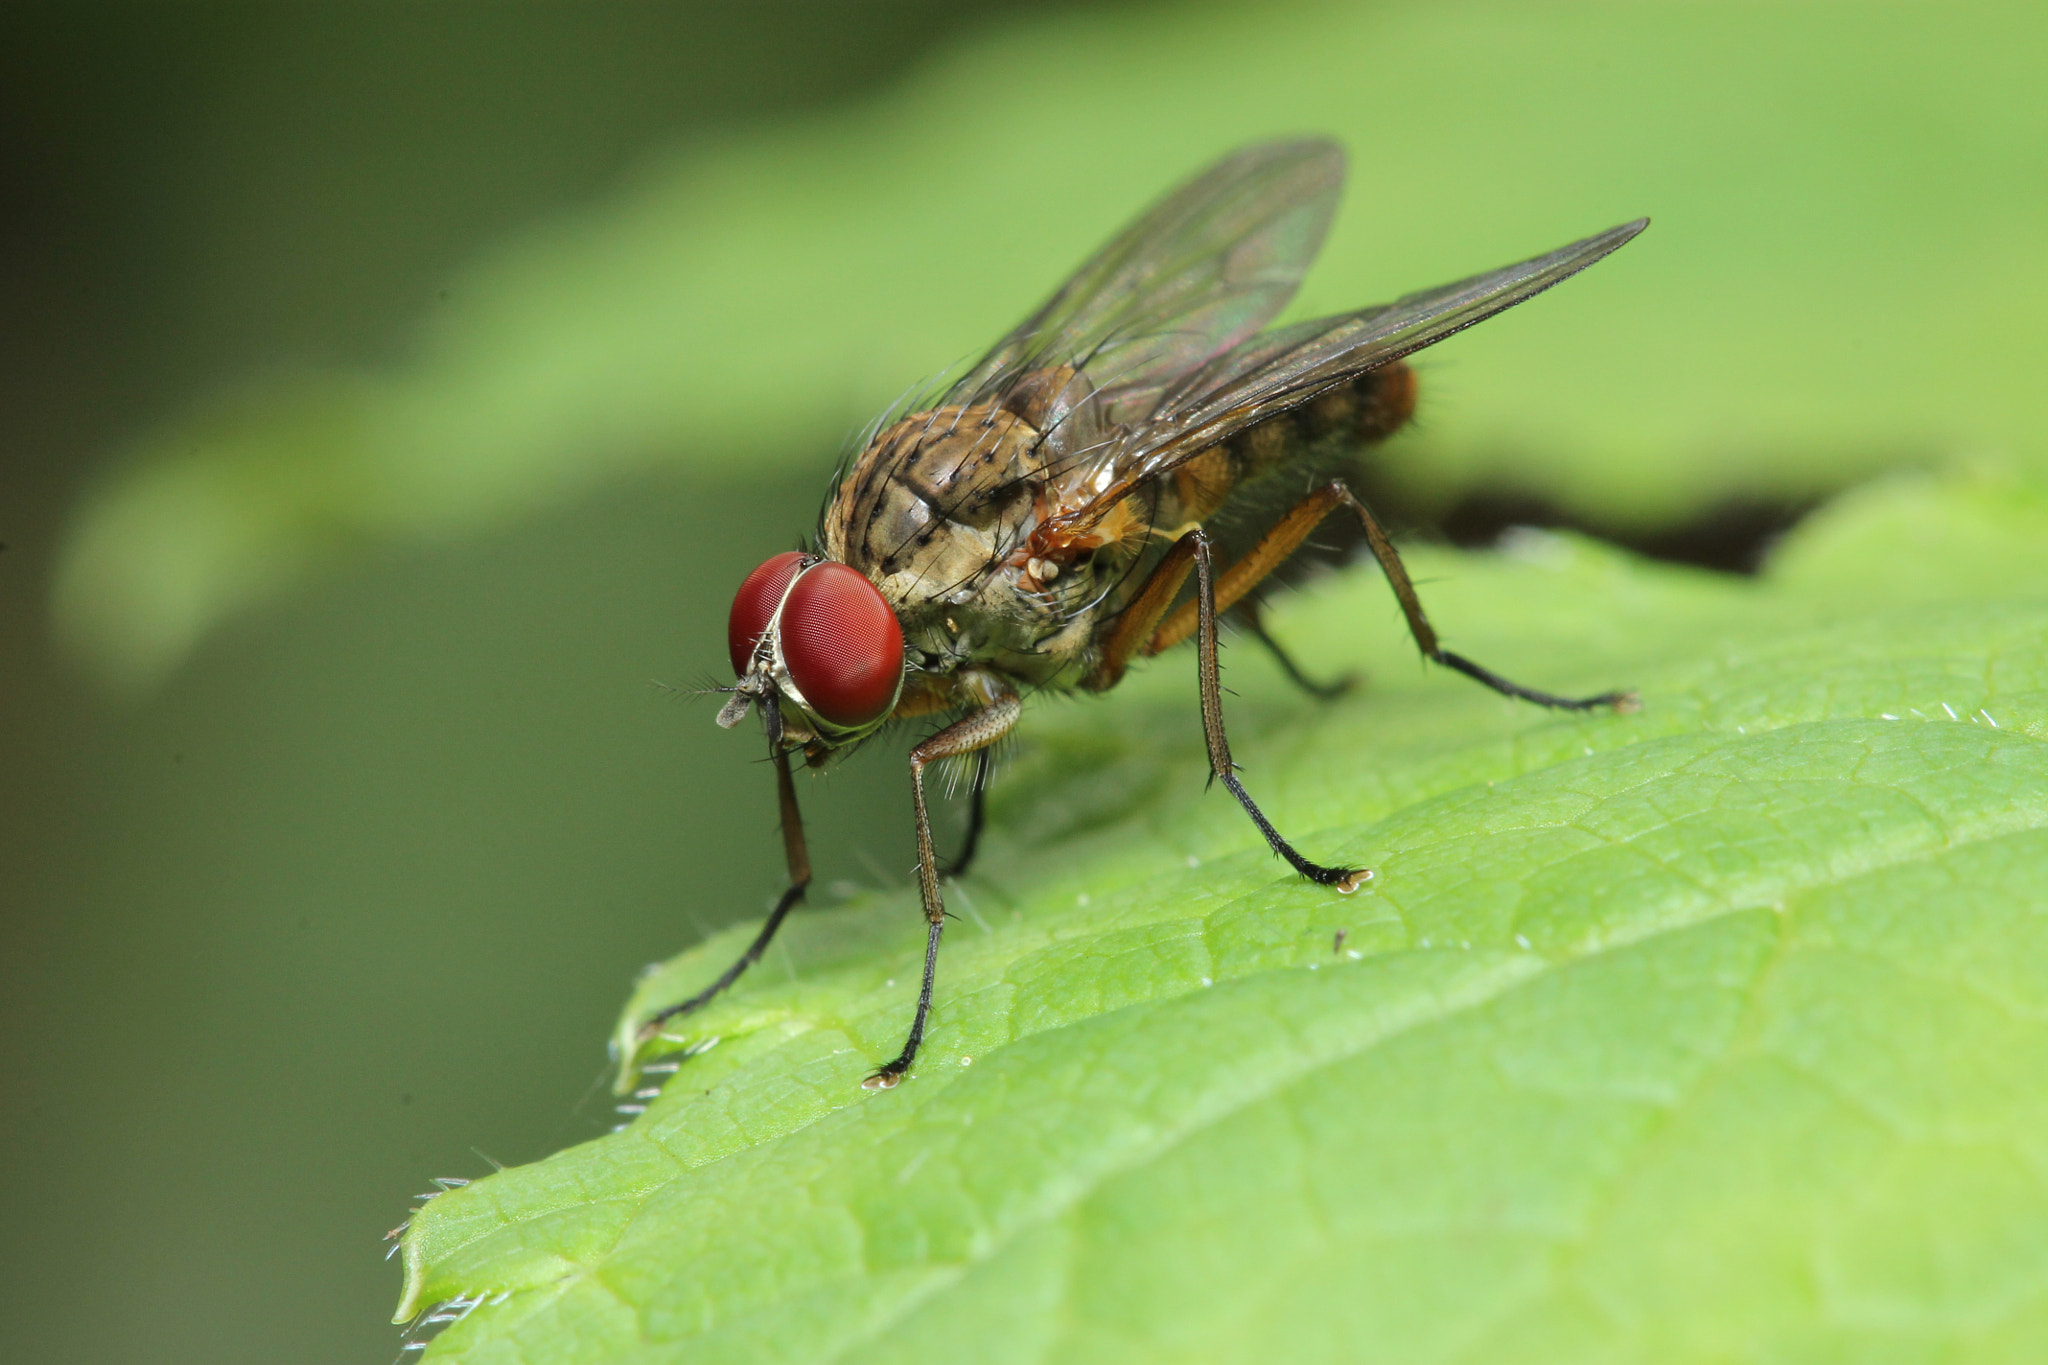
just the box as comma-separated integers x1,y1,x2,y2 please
865,686,1022,1089
1147,483,1359,654
1180,528,1371,893
1088,530,1355,699
1149,481,1635,713
1236,598,1356,701
1084,533,1201,691
941,748,993,880
636,735,812,1046
1339,485,1635,710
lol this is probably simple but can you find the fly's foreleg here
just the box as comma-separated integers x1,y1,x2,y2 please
1183,528,1370,894
865,687,1022,1089
1151,481,1635,713
636,738,813,1045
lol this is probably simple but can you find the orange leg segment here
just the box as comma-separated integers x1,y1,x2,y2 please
1147,483,1350,656
1084,533,1200,692
1144,480,1635,715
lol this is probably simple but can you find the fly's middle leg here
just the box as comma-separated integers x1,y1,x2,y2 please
1181,528,1370,892
1083,524,1372,888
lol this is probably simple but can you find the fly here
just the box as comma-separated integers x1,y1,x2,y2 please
638,139,1646,1089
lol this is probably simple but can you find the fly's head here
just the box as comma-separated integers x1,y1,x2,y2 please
721,551,906,760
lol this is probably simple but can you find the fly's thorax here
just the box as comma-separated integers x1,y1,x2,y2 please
821,399,1101,675
824,403,1044,602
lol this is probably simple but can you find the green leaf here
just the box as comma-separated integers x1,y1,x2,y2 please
56,0,2048,688
397,471,2048,1362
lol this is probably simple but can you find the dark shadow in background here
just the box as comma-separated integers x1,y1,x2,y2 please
1405,486,1820,575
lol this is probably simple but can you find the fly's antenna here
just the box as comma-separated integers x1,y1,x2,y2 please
650,672,736,702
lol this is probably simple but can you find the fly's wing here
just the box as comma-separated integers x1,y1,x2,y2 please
948,139,1346,433
1054,218,1650,533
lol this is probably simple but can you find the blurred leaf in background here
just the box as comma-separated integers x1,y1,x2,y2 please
54,0,2048,690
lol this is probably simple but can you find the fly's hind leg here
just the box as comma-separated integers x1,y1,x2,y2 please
1338,486,1636,711
865,683,1021,1090
1149,481,1635,714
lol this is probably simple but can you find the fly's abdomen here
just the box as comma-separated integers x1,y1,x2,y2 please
1172,361,1415,522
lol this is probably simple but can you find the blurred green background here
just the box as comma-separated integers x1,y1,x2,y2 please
2,2,2043,1362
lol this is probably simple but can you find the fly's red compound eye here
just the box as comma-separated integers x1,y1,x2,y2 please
778,562,904,729
728,551,806,676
